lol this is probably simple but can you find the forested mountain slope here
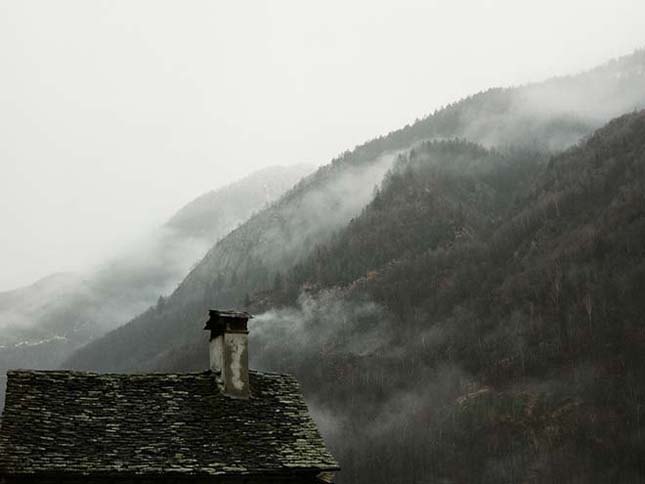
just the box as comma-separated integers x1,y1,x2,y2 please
250,111,645,483
66,152,397,371
65,50,645,375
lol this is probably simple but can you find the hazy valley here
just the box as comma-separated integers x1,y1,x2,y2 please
0,164,312,404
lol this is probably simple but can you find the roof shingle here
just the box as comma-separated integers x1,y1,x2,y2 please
0,370,338,478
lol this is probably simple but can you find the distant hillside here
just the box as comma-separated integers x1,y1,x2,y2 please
333,49,645,159
167,165,313,239
0,164,311,405
0,273,80,331
0,272,86,368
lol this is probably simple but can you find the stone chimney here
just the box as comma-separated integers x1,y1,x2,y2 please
204,309,252,398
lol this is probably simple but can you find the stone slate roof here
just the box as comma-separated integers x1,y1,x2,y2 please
0,370,339,478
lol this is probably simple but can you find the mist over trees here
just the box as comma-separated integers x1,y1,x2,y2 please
65,49,645,373
0,165,311,407
257,115,645,481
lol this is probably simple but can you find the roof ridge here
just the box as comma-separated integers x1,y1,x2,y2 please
6,368,295,378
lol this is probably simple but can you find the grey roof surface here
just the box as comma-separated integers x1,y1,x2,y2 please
0,370,338,478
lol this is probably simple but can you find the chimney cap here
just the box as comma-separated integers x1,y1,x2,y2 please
204,309,253,332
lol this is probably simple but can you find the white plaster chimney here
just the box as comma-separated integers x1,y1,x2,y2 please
204,309,251,398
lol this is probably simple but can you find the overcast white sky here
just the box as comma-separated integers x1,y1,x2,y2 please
1,0,644,291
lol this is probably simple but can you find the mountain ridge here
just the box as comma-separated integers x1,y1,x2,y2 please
65,49,645,374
